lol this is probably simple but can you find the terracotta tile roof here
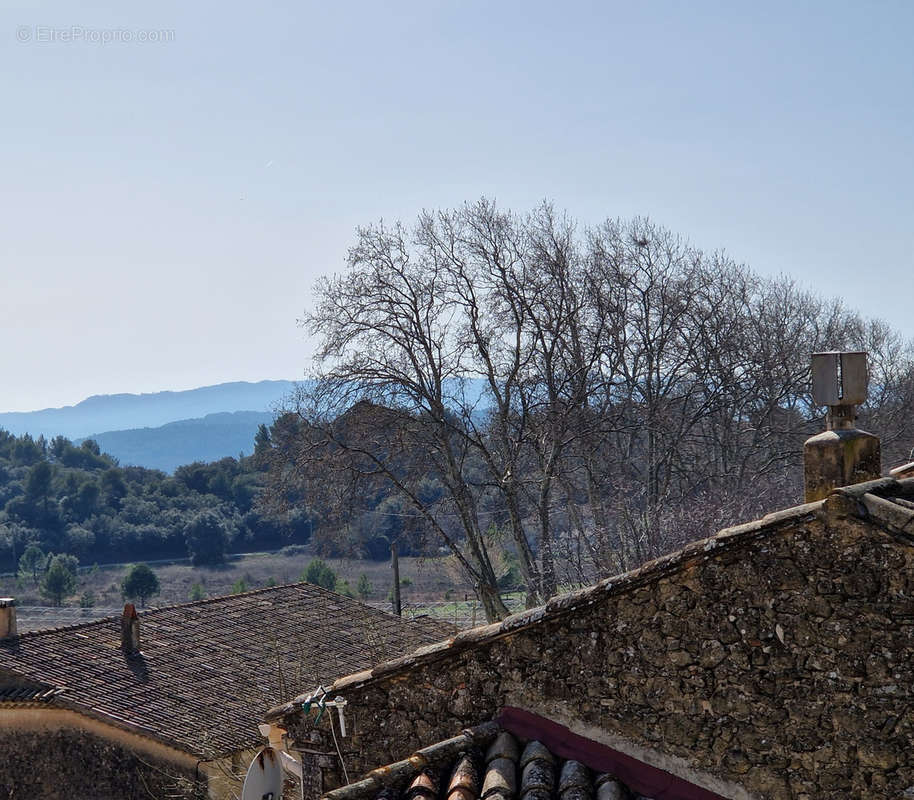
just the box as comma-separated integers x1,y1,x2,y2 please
324,708,733,800
322,724,650,800
0,582,451,757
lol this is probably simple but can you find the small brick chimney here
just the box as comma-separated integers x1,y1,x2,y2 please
0,598,17,640
804,351,881,502
121,603,141,654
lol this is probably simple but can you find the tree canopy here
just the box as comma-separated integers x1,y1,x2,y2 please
121,563,161,607
18,543,46,585
40,554,78,606
267,200,914,622
184,510,230,566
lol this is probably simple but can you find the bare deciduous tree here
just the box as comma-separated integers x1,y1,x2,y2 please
266,199,914,622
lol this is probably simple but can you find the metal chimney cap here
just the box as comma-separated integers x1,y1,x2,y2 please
811,351,868,406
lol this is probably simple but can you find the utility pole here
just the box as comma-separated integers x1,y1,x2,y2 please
390,539,401,616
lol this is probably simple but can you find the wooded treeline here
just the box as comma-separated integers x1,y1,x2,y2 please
0,432,311,571
267,200,914,622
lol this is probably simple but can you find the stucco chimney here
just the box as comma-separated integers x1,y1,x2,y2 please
804,351,881,502
121,603,141,654
0,598,17,639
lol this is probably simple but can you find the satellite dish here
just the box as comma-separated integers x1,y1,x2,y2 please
241,747,283,800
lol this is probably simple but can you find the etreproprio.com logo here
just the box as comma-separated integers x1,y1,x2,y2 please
16,25,175,44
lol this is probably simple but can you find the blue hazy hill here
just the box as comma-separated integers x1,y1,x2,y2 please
0,377,493,473
0,380,296,440
85,411,277,473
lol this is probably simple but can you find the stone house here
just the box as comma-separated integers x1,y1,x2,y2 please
266,475,914,799
0,582,450,799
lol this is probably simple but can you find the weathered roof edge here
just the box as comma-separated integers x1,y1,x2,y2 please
0,687,246,760
321,721,500,800
826,476,914,541
267,497,830,721
0,685,63,703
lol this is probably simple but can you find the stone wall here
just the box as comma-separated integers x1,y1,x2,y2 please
0,726,203,799
277,499,914,800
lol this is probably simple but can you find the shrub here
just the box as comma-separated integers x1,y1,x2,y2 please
301,558,336,591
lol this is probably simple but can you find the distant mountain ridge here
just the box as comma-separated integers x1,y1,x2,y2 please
0,378,492,473
0,380,297,440
84,411,277,473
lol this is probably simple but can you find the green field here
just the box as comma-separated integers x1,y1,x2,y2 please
1,551,478,610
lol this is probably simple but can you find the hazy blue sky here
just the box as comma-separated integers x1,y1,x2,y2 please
2,1,912,412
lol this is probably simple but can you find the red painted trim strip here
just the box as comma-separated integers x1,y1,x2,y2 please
496,707,730,800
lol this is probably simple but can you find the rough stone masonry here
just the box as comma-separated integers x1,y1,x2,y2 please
271,479,914,800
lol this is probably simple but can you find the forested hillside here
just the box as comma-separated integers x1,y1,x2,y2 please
0,430,311,572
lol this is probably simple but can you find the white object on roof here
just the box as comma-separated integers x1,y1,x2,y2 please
241,747,283,800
